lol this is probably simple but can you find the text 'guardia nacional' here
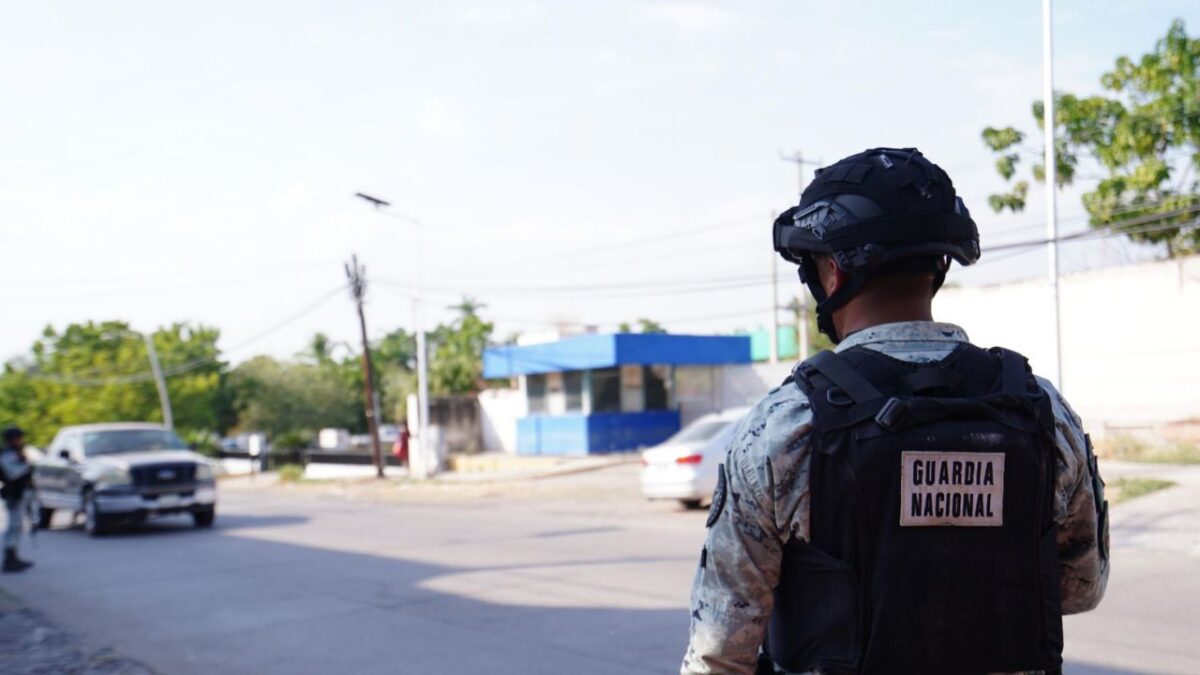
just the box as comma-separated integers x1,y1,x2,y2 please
900,451,1005,527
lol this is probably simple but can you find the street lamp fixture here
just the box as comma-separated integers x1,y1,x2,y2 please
353,193,432,478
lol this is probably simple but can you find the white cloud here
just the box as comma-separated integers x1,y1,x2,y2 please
455,0,543,26
630,3,750,35
414,97,474,139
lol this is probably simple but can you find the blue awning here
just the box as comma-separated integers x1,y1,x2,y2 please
483,333,752,378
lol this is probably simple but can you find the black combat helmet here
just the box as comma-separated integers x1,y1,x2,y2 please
773,147,980,342
2,426,24,443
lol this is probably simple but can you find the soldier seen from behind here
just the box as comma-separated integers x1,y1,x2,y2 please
682,148,1109,674
1,426,35,573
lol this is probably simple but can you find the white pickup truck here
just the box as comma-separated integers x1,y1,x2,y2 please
33,422,217,536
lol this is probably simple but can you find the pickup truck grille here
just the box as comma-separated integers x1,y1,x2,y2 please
130,463,196,488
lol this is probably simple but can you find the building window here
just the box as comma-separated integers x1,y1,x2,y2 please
527,374,547,414
644,365,670,411
564,371,584,412
590,367,620,413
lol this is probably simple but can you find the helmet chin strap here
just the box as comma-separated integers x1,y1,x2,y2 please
798,255,860,344
798,255,951,345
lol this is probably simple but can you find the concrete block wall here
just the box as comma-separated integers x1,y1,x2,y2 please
935,255,1200,435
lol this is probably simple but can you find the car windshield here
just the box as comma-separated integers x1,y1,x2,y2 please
666,420,733,445
83,429,188,456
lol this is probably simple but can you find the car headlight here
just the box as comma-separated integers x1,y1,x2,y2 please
95,467,131,489
195,462,214,481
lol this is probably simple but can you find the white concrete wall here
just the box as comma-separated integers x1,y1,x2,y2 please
935,256,1200,434
675,363,793,425
479,388,525,454
675,366,720,426
719,362,793,410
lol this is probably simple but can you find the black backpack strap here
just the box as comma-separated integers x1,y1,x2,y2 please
806,350,884,404
993,348,1031,398
902,367,964,395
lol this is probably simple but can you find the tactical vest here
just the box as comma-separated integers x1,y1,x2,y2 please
766,344,1063,675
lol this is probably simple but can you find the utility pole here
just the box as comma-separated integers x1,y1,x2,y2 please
141,332,173,430
345,254,384,478
785,295,811,361
798,291,810,360
779,151,822,362
1042,0,1064,392
780,150,822,198
769,212,780,364
354,192,431,478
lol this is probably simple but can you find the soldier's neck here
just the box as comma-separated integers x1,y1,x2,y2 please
833,298,934,340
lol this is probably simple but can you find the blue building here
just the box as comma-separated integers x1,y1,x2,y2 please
482,333,752,455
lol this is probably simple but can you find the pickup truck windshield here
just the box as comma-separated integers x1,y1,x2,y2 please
83,430,188,456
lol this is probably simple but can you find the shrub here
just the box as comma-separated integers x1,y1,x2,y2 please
1109,477,1176,504
182,429,222,458
1094,435,1200,464
277,464,305,483
274,430,313,451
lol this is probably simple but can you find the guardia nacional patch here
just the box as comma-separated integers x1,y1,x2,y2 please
706,463,727,527
900,451,1005,527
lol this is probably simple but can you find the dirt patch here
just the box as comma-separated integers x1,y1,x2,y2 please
1095,435,1200,464
0,594,155,675
1108,477,1177,504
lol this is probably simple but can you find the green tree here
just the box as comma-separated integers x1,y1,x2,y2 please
300,332,337,364
982,19,1200,255
428,299,495,395
227,355,362,438
373,328,417,422
0,321,227,446
617,318,668,334
788,297,835,355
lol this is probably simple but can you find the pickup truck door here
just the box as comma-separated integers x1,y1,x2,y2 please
36,432,82,510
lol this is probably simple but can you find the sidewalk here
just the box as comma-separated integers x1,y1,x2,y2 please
1098,460,1200,558
441,452,638,482
221,452,639,488
1061,460,1200,673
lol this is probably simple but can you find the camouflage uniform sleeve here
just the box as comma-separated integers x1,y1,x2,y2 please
681,388,814,675
0,450,31,482
1037,377,1110,614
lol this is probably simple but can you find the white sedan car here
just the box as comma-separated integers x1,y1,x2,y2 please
639,407,750,509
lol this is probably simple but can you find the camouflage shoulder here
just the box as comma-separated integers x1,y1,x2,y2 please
726,380,814,467
1034,375,1085,436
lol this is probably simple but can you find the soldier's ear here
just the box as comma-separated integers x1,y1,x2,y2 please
815,254,848,296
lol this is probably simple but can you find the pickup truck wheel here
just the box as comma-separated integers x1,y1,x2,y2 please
37,505,55,530
192,507,215,528
83,490,110,537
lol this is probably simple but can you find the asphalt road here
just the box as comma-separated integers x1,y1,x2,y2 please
2,463,1198,675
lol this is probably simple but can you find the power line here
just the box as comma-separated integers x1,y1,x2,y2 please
22,284,349,386
481,214,762,275
378,210,1199,302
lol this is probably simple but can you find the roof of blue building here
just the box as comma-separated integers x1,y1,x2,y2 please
483,333,752,378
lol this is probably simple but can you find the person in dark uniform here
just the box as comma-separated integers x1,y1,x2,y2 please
682,148,1108,674
1,426,35,573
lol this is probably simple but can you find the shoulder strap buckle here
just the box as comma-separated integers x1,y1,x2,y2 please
874,397,909,430
806,350,884,404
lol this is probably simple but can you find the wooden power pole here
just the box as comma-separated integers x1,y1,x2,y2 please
345,254,384,478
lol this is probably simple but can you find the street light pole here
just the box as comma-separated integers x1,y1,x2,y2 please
354,193,431,476
1042,0,1064,392
141,331,173,430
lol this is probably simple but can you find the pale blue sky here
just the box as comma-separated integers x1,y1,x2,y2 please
3,1,1196,362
